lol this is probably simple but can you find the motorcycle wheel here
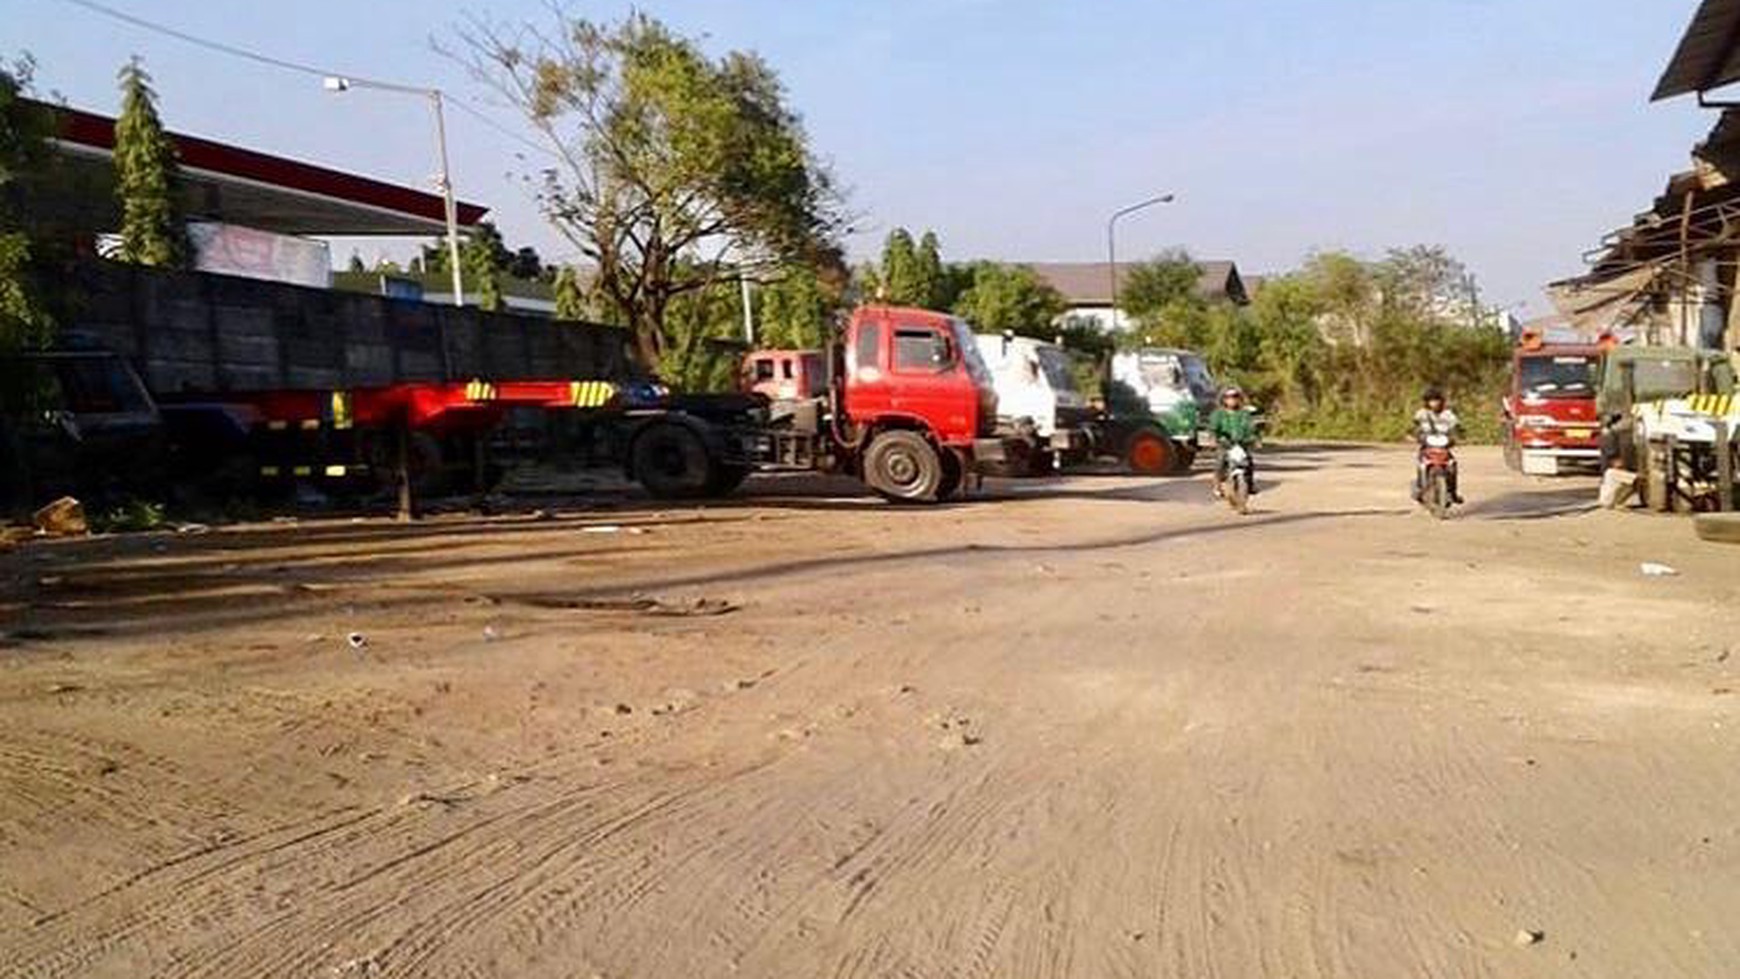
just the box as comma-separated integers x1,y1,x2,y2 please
1426,470,1450,520
1227,472,1250,514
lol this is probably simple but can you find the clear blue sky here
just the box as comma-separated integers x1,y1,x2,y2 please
1,0,1718,309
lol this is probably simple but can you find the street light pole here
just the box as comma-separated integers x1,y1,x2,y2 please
1106,193,1175,330
324,76,465,308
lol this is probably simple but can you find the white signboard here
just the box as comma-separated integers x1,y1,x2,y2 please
189,222,332,288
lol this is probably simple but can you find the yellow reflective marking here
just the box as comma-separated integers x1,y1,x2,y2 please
330,391,353,430
465,379,497,401
267,420,289,431
259,465,281,477
324,465,348,478
300,419,320,430
570,380,616,407
292,466,312,477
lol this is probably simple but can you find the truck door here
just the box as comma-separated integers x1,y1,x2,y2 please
888,322,969,440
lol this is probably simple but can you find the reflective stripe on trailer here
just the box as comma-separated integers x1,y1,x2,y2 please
570,380,618,407
465,379,498,401
329,391,354,430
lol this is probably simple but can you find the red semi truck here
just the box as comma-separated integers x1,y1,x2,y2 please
13,304,1013,509
630,304,1014,502
1500,332,1604,475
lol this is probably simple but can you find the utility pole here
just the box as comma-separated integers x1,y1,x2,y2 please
324,76,465,307
1106,193,1176,331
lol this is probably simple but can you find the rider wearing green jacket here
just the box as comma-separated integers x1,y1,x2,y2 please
1208,386,1259,495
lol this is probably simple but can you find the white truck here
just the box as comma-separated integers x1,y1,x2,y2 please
974,333,1199,476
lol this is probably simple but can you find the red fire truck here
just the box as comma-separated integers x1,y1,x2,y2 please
1501,331,1604,475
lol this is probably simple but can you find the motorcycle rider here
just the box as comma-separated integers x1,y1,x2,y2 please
1209,385,1260,497
1412,386,1463,504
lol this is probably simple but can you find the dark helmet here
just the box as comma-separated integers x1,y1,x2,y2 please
1422,386,1445,404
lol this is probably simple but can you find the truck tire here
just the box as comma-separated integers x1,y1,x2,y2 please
865,430,944,503
937,449,965,501
1695,513,1740,545
1171,443,1197,475
631,421,718,500
1503,430,1522,472
1124,428,1176,476
707,463,751,497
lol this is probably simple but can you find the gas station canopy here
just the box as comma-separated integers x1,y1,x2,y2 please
37,98,488,237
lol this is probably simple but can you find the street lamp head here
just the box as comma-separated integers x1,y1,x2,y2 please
322,76,352,93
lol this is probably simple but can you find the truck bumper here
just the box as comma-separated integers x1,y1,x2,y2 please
1520,447,1601,476
970,437,1018,465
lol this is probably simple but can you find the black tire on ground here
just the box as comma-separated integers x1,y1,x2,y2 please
1170,443,1197,475
864,430,944,503
1124,428,1176,476
1694,512,1740,545
1427,470,1451,520
937,450,964,501
631,421,718,500
706,463,751,497
1227,472,1249,514
370,431,450,498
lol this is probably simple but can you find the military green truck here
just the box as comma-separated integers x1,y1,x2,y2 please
1598,345,1737,512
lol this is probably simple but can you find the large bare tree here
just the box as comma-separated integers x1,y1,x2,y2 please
456,12,846,366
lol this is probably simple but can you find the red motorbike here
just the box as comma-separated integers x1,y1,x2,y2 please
1416,432,1457,519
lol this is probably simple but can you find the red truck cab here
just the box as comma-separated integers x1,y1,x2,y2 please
841,305,999,447
742,350,827,401
1502,332,1603,475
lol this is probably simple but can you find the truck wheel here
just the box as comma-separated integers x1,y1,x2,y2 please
632,422,717,500
1124,429,1175,476
1503,431,1522,472
865,430,944,503
707,463,751,497
937,449,965,501
1170,443,1197,475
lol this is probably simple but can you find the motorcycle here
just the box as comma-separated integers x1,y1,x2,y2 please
1218,443,1254,514
1416,432,1457,519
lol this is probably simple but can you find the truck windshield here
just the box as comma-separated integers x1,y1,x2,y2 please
949,319,995,388
1035,346,1078,393
1626,358,1701,401
1179,355,1218,402
1519,355,1596,399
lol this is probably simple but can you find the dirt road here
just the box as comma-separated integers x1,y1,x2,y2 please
2,444,1735,978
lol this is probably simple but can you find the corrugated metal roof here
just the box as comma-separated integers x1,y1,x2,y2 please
1653,0,1740,101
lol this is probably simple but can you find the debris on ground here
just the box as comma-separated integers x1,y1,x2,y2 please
580,524,649,535
346,632,368,650
1639,562,1680,577
1514,929,1545,947
501,594,739,617
32,497,87,537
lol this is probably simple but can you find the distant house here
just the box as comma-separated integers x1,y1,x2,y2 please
1025,261,1249,331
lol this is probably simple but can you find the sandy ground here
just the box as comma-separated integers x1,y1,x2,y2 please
1,444,1736,979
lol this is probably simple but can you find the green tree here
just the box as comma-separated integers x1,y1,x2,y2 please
0,55,56,356
758,264,841,349
113,58,190,268
460,11,845,365
878,228,921,304
1120,249,1203,339
951,262,1066,338
914,230,944,309
552,265,592,320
